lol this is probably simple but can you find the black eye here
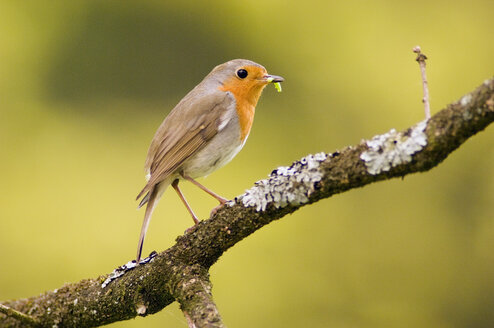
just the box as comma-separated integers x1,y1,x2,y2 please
236,69,248,79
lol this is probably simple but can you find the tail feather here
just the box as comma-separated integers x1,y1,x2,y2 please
138,192,150,208
136,184,150,202
136,187,160,262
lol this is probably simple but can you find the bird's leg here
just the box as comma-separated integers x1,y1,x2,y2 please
181,174,229,204
172,179,199,224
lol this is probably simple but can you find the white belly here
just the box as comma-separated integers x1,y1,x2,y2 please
181,112,246,179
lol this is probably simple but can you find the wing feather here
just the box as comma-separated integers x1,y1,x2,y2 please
136,90,234,202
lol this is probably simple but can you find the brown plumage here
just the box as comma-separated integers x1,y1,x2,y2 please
136,59,283,261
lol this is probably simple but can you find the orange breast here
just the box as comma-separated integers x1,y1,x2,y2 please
219,77,266,141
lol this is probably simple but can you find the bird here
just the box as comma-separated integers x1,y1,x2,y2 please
135,59,284,262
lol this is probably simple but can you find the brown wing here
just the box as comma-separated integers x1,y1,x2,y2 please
136,90,234,202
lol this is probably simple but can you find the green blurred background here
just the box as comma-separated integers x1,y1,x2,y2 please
1,1,493,327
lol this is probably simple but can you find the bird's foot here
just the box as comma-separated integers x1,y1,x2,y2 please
185,223,200,234
210,203,225,217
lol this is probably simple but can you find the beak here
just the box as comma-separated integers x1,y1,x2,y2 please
263,74,284,83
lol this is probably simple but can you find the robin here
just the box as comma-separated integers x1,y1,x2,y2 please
135,59,284,261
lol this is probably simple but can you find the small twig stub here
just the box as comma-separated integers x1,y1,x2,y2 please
413,45,431,119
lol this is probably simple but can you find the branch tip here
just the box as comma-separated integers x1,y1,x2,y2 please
413,45,431,119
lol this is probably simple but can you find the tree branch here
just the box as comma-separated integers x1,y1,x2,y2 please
173,265,224,328
0,304,39,328
1,77,493,328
